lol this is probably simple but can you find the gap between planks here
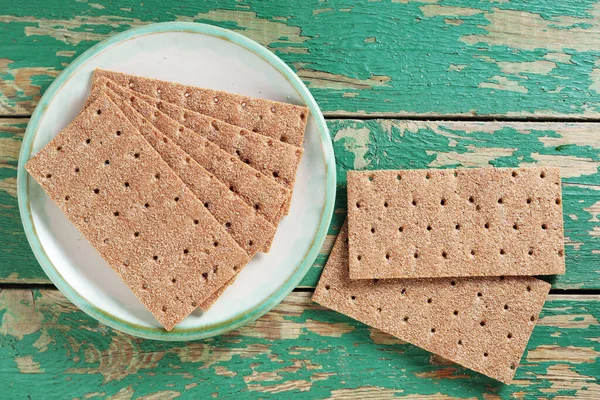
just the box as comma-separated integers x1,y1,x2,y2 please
8,114,600,123
0,283,598,295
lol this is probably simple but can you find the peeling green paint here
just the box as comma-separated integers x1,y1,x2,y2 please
0,290,598,399
2,0,600,116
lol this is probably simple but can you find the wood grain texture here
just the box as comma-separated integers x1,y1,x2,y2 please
4,119,600,289
0,290,598,399
2,0,600,118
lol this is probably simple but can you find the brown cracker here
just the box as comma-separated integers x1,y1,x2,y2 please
89,78,301,215
92,77,303,192
347,168,565,279
25,94,249,330
100,86,277,255
313,221,550,384
102,83,290,225
94,69,309,147
97,89,271,310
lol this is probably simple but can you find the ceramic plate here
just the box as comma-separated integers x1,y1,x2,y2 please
17,22,335,341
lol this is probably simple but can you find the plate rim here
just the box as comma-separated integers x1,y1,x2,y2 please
16,22,336,341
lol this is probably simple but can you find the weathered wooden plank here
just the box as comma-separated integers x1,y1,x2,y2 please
3,119,599,288
0,290,598,399
2,0,600,118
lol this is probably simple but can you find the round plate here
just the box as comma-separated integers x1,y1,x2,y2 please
17,22,335,340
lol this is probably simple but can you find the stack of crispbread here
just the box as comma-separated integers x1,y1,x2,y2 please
313,168,565,383
25,70,308,330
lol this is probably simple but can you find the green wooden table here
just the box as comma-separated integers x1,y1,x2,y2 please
1,1,599,398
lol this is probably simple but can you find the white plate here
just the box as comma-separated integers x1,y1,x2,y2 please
17,22,335,340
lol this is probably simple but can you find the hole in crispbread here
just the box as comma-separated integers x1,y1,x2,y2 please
93,188,100,194
153,255,158,261
540,171,546,178
96,109,101,115
75,167,80,173
85,139,91,144
214,97,219,103
512,171,518,177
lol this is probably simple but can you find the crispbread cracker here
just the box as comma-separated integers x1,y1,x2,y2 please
313,221,550,384
94,69,309,147
102,84,290,224
347,168,565,279
100,86,277,255
91,77,303,192
25,94,249,330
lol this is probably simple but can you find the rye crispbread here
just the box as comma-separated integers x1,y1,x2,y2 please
25,94,249,330
347,168,565,279
94,69,309,147
101,84,290,224
313,221,550,384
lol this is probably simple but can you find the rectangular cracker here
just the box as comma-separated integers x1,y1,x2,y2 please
313,221,550,384
95,89,272,310
94,69,309,147
347,168,565,279
90,77,302,214
99,86,277,255
101,83,290,225
25,94,249,330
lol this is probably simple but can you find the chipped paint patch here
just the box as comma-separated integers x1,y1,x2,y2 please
589,59,600,94
329,387,404,398
247,380,312,393
497,60,556,76
66,335,164,383
544,52,573,64
305,319,355,337
0,177,17,197
526,345,600,363
462,6,600,52
584,201,600,222
334,126,371,170
297,69,391,90
420,5,483,18
523,154,600,178
369,328,406,345
0,290,41,339
427,146,515,168
538,314,599,329
448,64,468,72
479,76,528,94
15,355,44,374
